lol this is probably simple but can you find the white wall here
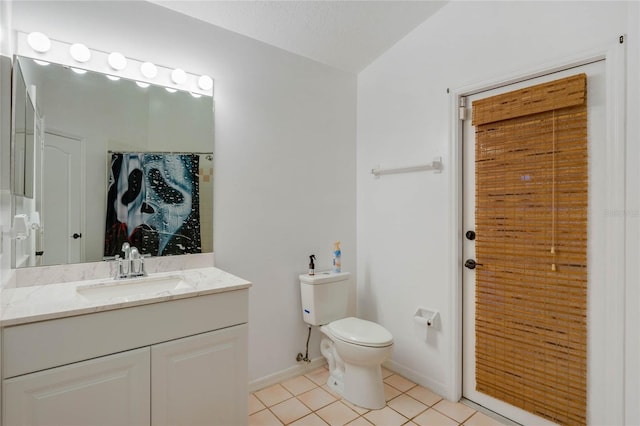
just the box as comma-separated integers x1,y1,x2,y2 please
624,3,640,424
357,0,637,424
10,0,357,384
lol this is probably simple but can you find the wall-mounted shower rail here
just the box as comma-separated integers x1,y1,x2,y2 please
371,157,443,177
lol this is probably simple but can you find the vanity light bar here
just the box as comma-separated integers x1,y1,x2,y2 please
18,31,213,97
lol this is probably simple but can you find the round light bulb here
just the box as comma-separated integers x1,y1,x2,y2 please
106,75,120,81
136,81,150,88
69,43,91,63
108,52,127,71
165,87,177,93
198,75,213,91
27,32,51,53
190,92,202,99
171,68,187,85
71,67,87,75
33,59,50,66
140,62,158,79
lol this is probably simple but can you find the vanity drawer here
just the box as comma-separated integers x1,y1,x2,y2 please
2,289,248,379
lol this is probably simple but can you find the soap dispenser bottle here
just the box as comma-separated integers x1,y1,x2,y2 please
333,241,341,273
308,255,316,276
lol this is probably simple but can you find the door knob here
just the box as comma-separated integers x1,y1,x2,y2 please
464,259,482,269
465,230,476,240
72,233,82,239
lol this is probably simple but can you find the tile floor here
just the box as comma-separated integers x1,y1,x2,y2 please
249,366,508,426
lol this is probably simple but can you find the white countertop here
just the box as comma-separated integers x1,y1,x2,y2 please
0,267,251,327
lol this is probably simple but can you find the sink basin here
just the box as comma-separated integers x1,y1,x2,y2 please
77,275,194,301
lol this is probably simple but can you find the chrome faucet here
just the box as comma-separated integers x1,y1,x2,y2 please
115,242,146,279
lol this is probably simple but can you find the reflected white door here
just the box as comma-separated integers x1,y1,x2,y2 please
42,132,83,266
462,60,605,425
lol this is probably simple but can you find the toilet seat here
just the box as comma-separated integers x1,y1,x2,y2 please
326,317,393,348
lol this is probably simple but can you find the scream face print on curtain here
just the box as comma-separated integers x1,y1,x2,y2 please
104,153,201,258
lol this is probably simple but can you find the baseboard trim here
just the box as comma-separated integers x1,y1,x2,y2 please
383,359,450,401
249,357,327,393
249,357,450,402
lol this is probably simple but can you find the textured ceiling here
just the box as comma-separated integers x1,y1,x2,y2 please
149,1,446,73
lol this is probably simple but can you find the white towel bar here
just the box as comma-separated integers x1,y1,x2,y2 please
371,157,442,177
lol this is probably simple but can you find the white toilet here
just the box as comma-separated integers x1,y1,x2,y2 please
300,271,393,409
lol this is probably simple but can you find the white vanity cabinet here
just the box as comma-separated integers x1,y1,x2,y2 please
4,348,151,426
152,326,247,426
2,288,249,426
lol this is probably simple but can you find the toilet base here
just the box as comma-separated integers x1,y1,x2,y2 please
342,364,385,410
319,324,393,410
326,371,344,396
324,363,386,410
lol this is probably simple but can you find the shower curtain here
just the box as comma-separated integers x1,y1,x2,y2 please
104,152,201,258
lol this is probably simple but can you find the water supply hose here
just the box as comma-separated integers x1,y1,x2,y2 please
296,325,312,363
303,325,311,362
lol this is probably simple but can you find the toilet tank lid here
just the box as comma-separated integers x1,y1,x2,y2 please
326,317,393,347
299,271,350,285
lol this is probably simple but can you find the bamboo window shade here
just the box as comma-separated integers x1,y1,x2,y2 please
471,74,587,426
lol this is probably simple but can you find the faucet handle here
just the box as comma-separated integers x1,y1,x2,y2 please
121,242,131,258
113,255,122,279
138,256,146,277
130,247,146,276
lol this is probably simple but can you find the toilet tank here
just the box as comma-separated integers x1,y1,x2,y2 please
299,271,350,326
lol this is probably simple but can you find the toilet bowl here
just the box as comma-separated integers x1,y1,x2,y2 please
299,272,394,409
320,317,393,409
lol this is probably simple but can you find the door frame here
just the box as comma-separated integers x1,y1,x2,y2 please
447,40,626,423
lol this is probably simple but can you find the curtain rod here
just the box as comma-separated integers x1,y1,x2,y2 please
108,150,213,155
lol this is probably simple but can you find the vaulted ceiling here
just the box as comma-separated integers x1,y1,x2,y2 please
150,1,447,73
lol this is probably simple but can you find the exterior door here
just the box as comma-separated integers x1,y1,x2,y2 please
41,132,83,266
462,60,605,425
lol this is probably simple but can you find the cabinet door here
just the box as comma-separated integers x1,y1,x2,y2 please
4,347,150,426
152,324,248,426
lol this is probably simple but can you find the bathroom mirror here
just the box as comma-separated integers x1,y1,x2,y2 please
12,56,214,268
